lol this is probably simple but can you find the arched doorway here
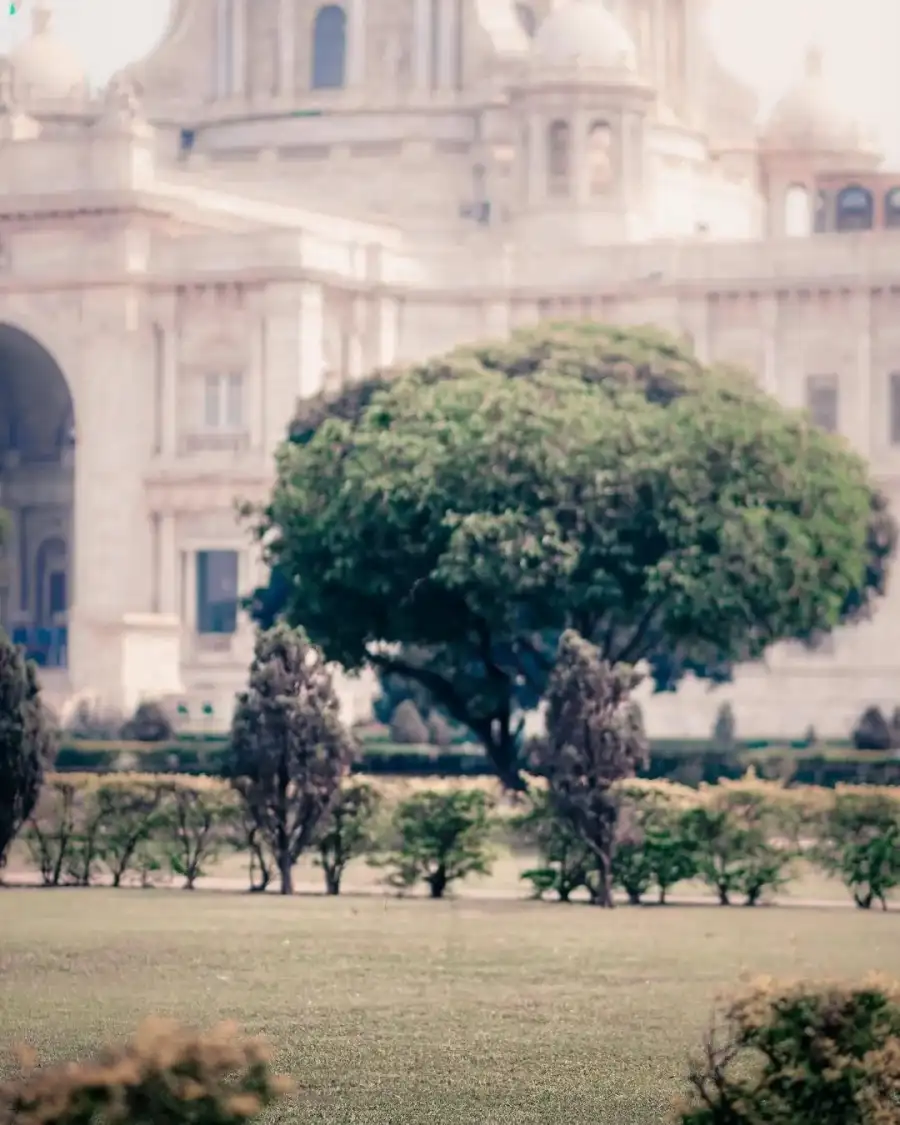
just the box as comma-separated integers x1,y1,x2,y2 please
0,324,75,668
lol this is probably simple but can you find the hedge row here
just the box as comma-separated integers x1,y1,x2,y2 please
52,740,900,788
14,772,900,908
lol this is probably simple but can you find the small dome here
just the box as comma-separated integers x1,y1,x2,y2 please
8,4,88,103
762,47,874,154
532,0,637,72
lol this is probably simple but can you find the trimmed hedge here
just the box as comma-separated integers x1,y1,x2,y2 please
51,737,900,787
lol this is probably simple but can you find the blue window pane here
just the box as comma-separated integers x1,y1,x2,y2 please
311,5,347,90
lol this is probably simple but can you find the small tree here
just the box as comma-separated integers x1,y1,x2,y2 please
529,631,648,908
229,625,356,895
120,700,174,743
814,790,900,909
389,700,429,745
314,781,380,895
377,789,494,899
0,632,57,872
852,705,892,751
678,979,900,1125
710,703,737,754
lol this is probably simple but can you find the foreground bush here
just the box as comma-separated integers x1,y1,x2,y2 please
0,1018,292,1125
677,977,900,1125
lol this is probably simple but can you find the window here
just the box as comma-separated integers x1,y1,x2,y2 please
805,374,838,433
784,184,811,236
546,119,570,197
516,2,536,37
587,120,613,195
196,550,239,635
890,372,900,446
885,187,900,229
814,189,829,232
311,4,346,90
835,184,874,232
203,373,244,430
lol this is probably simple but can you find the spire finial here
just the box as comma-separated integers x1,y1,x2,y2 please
805,44,824,77
32,1,53,34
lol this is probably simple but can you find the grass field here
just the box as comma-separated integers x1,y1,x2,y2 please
2,890,900,1124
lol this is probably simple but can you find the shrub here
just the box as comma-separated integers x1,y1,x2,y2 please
120,700,174,743
389,700,430,745
426,711,454,747
375,789,495,898
64,700,124,741
612,787,699,905
0,1018,292,1125
515,788,592,902
852,706,892,751
676,978,900,1125
314,781,381,894
813,788,900,909
710,702,737,754
156,779,241,889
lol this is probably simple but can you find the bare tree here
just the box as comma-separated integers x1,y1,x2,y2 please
529,630,648,907
229,624,356,895
0,633,58,875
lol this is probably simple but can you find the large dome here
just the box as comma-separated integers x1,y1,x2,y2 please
7,4,88,104
532,0,637,72
762,47,874,154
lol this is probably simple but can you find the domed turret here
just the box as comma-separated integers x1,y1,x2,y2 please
7,3,88,104
531,0,637,74
762,47,875,156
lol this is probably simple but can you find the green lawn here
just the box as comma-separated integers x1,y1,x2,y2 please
2,891,899,1123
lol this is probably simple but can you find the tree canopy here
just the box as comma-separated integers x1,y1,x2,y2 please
252,321,896,787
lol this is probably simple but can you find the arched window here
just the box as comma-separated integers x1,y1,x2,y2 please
311,4,347,90
546,120,570,197
835,184,874,232
587,120,613,195
784,184,811,236
516,3,536,37
885,187,900,229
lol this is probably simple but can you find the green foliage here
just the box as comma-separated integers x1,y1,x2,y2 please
852,706,893,751
0,1018,292,1125
529,631,648,906
376,789,495,899
314,781,381,895
0,631,57,870
612,789,698,905
678,978,900,1125
389,700,430,745
120,700,174,743
229,625,356,895
514,788,593,902
253,321,895,785
814,790,900,909
710,703,737,754
426,711,454,747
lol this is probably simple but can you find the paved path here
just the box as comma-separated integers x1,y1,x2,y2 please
0,869,885,910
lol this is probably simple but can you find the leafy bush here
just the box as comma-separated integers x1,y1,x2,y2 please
814,788,900,908
852,706,892,751
515,788,593,902
612,787,699,905
314,781,381,894
426,711,454,747
0,1018,292,1125
389,700,430,745
120,701,174,743
375,789,495,898
63,700,125,741
677,978,900,1125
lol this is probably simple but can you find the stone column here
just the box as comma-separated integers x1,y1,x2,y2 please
376,294,400,367
438,0,457,91
854,287,873,457
347,0,366,88
248,312,265,452
158,307,178,458
232,0,247,97
413,0,432,91
158,512,178,616
299,282,325,398
759,293,780,397
653,0,666,95
279,0,296,96
527,115,543,205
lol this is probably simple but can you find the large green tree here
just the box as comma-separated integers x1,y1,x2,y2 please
252,322,895,787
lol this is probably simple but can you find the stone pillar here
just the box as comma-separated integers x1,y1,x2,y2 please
413,0,432,91
299,282,325,398
232,0,247,97
346,296,366,381
279,0,295,96
248,312,265,451
347,0,366,88
527,115,543,205
159,309,178,458
438,0,457,91
158,512,178,616
376,294,400,367
759,293,779,397
854,287,873,457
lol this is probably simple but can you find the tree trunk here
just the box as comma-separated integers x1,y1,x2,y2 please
278,853,294,895
658,886,667,905
626,888,642,905
718,885,730,906
428,866,448,899
594,854,615,908
324,868,341,896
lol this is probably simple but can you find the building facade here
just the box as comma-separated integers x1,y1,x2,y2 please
1,0,899,736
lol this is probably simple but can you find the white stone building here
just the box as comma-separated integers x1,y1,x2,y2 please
1,0,899,738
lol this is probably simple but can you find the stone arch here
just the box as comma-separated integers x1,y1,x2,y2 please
311,4,347,90
0,321,77,668
784,183,811,236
